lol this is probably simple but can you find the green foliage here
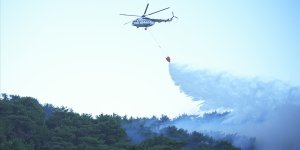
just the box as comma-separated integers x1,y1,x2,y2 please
139,135,185,150
0,94,240,150
0,94,46,150
213,140,241,150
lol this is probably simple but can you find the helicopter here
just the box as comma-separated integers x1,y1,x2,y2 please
120,3,178,30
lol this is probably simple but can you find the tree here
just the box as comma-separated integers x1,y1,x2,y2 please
139,135,185,150
0,94,241,150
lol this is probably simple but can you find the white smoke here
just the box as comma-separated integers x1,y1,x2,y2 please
169,63,300,150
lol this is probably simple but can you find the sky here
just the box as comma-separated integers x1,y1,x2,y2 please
1,0,300,118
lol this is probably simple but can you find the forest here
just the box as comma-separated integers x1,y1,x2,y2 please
0,94,240,150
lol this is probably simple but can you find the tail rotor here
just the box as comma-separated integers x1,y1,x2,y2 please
172,12,178,19
168,12,178,21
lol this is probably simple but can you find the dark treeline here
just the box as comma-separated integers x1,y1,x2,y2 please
0,94,240,150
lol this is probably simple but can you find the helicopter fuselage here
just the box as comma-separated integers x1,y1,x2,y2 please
132,17,155,28
121,3,176,30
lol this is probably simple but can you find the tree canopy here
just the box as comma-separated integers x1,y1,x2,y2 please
0,94,240,150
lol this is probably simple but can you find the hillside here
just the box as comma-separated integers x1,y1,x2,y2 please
0,94,240,150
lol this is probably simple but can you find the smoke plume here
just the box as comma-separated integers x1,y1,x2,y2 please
169,63,300,150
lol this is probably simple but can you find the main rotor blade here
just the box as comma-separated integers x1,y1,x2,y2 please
123,20,132,25
145,7,170,16
120,14,140,17
143,3,149,16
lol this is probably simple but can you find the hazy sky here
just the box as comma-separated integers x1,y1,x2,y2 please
1,0,300,117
